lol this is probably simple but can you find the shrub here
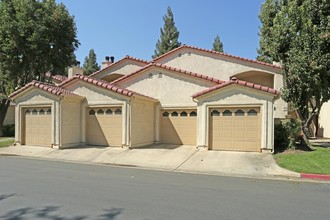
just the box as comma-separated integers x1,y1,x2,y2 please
274,119,301,152
2,124,15,137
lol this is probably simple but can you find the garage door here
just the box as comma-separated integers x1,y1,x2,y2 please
24,108,52,147
86,107,122,147
160,110,197,145
209,107,261,152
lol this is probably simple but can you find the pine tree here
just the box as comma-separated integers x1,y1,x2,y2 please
212,35,224,53
152,7,181,59
82,49,100,75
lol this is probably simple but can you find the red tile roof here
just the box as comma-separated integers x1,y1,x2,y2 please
153,45,281,69
112,62,225,85
9,80,79,99
45,72,68,82
192,78,280,98
59,74,157,100
89,55,149,77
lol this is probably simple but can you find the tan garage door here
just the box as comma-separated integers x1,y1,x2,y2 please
86,107,122,147
24,108,52,147
160,110,197,145
209,107,261,152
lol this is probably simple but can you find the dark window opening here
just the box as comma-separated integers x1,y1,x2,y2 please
223,110,232,116
247,109,258,116
162,111,169,117
106,109,113,115
115,108,122,115
171,111,178,117
89,109,95,115
190,111,197,117
180,111,188,117
97,109,104,115
235,109,244,116
211,110,220,116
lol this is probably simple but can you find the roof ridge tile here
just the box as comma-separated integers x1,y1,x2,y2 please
152,44,281,69
192,79,280,98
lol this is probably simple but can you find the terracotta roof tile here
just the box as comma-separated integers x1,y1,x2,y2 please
45,72,68,82
89,55,149,77
59,74,156,100
192,78,280,98
9,80,79,99
153,44,281,69
112,63,224,85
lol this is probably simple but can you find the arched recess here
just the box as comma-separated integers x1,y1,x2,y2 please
231,71,274,88
101,73,125,82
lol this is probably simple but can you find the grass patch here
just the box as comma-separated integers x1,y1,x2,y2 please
0,138,15,148
274,147,330,174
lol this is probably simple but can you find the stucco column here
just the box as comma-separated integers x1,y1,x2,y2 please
197,103,208,150
154,104,160,143
123,101,130,148
53,100,60,149
14,104,21,145
81,102,87,144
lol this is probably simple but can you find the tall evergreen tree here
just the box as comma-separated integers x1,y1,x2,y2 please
0,0,79,136
152,7,181,59
258,0,330,141
212,35,224,53
83,49,100,75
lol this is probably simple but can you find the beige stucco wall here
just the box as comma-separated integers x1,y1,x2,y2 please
66,81,128,106
119,68,215,108
94,60,146,80
195,85,274,150
60,99,82,148
319,101,330,138
3,105,15,125
158,48,287,119
130,99,155,147
13,89,60,147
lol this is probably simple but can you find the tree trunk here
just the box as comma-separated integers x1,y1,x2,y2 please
0,98,10,137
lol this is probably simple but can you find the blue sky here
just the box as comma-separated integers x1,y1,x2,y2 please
57,0,265,65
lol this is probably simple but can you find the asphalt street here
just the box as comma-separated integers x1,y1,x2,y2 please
0,156,329,220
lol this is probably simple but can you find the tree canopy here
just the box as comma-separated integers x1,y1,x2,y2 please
152,7,181,59
212,35,224,53
83,49,100,75
258,0,330,138
0,0,79,135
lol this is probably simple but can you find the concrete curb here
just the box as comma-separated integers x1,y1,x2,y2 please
301,173,330,181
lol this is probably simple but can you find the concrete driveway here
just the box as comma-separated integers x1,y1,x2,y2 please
0,144,299,178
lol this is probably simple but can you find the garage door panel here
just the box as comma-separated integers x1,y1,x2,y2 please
210,107,261,152
87,107,122,147
161,110,196,145
25,107,52,147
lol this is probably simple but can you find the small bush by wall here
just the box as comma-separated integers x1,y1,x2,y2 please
274,118,300,153
2,124,15,137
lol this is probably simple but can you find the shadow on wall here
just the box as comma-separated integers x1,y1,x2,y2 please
0,195,124,220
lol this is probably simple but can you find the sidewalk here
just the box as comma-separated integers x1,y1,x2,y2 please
0,144,302,180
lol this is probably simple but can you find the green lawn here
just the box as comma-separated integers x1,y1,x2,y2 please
0,138,15,148
274,147,330,174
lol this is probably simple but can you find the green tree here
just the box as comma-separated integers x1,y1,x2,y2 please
212,35,224,52
256,0,281,63
0,0,79,136
83,49,100,75
258,0,330,141
152,6,181,59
